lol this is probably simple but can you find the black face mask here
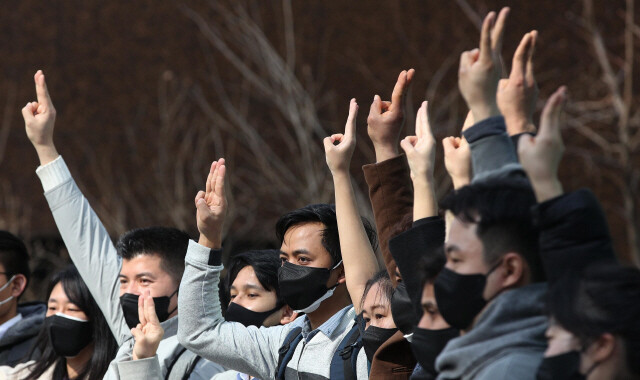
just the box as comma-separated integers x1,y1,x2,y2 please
410,327,459,373
120,289,178,329
362,326,398,362
433,262,501,330
277,261,340,313
225,302,282,327
47,314,93,357
536,351,585,380
390,282,417,335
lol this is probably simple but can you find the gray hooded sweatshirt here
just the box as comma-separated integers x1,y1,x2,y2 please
0,303,46,366
435,283,547,380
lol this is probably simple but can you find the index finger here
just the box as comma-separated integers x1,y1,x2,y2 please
538,86,567,139
479,12,496,62
510,32,532,81
525,30,538,83
390,70,408,108
144,291,160,325
491,7,510,53
138,292,147,326
344,99,358,139
214,164,226,201
34,70,53,108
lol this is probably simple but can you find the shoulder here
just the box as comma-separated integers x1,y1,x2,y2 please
472,351,543,380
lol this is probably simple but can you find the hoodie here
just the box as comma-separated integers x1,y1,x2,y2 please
0,303,46,366
435,283,547,380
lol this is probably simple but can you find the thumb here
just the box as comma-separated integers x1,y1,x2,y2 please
517,133,534,155
21,103,35,123
442,137,456,155
323,136,334,152
196,198,210,216
400,137,414,155
498,78,508,91
369,95,382,116
131,325,144,342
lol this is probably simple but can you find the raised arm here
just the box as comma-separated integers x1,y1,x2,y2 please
362,70,415,286
518,86,617,283
400,101,437,222
22,70,129,345
177,160,287,379
324,99,378,313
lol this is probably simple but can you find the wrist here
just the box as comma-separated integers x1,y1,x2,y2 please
372,143,399,163
531,177,563,203
471,102,500,124
504,117,536,135
198,234,221,249
451,175,471,189
412,174,434,188
34,144,59,166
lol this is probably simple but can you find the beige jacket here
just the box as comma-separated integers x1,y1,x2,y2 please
0,361,55,380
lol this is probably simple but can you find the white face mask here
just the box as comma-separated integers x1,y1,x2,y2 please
0,276,16,307
294,286,336,314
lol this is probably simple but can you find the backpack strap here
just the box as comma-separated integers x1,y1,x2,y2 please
275,326,304,380
166,347,202,380
330,318,363,380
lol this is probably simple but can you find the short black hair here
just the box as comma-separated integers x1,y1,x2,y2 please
441,178,545,282
275,204,378,266
419,245,446,287
226,249,284,305
0,231,31,294
360,270,393,311
115,227,190,286
548,264,640,376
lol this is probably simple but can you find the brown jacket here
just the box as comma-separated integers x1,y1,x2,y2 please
362,155,416,380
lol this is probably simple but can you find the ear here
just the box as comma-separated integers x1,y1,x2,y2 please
10,274,27,298
335,262,346,285
586,333,616,366
499,253,526,289
279,305,300,325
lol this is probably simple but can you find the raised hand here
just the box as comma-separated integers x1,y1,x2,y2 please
497,31,539,135
518,86,567,202
400,101,436,181
443,137,471,190
21,70,59,165
324,99,359,175
131,291,164,360
458,8,510,123
401,101,438,221
367,69,415,162
195,159,228,249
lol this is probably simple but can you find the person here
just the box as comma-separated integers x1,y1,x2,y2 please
224,250,298,328
429,8,553,380
111,249,301,380
538,265,640,380
326,98,417,378
177,115,376,380
0,265,118,380
21,70,224,379
388,101,458,380
0,232,45,366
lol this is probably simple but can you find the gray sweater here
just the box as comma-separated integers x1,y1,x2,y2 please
36,156,224,380
177,240,368,380
435,283,547,380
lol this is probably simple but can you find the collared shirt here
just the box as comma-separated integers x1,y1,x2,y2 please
0,313,22,340
290,304,354,342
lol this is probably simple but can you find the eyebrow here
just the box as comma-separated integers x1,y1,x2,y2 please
445,244,459,254
369,304,387,312
292,249,311,256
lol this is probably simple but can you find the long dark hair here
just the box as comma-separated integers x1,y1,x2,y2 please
547,264,640,376
25,265,118,380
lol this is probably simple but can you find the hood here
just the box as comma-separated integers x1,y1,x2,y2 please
0,302,46,347
435,283,548,379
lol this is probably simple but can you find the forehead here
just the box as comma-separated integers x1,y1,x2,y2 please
48,282,69,302
280,222,326,254
232,266,265,290
446,218,482,256
120,254,165,276
363,282,390,310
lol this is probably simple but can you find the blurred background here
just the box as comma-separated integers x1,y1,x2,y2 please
0,0,637,300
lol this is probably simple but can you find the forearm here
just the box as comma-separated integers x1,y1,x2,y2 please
530,177,563,203
333,172,378,312
411,177,438,222
33,143,59,166
38,156,129,345
362,155,413,286
177,241,284,379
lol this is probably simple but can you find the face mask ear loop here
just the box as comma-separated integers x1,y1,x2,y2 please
166,287,179,316
580,341,601,378
330,260,344,288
